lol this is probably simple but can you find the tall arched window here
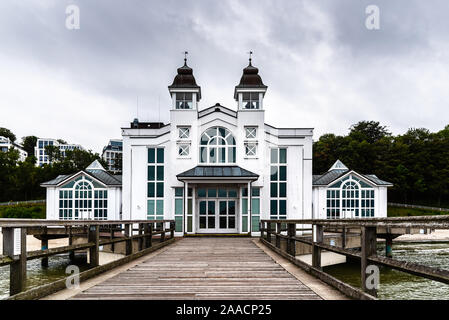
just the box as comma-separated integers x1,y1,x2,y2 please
341,180,359,218
199,127,236,164
74,180,93,219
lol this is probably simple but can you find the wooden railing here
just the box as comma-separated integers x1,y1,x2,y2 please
260,216,449,300
0,219,175,299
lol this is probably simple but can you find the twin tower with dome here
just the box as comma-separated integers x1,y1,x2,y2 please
42,56,391,235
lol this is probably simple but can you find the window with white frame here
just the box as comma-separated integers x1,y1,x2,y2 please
245,127,257,139
326,175,375,219
242,92,259,109
179,127,190,139
175,93,193,109
178,144,190,157
245,143,257,156
199,127,236,164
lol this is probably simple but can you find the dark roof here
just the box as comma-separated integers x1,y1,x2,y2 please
41,170,121,187
168,61,201,99
234,61,267,98
313,170,393,186
130,120,165,129
364,174,393,186
313,170,348,185
41,174,71,186
177,166,259,180
86,169,122,186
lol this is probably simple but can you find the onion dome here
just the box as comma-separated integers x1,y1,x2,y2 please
168,58,201,99
234,58,267,99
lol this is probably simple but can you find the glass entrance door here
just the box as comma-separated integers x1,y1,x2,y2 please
199,200,216,230
219,200,236,229
197,187,238,233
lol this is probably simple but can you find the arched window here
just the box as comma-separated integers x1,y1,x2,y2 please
341,181,359,218
74,180,93,219
326,175,375,219
199,127,236,164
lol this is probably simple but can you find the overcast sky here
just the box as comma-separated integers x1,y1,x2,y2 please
1,0,448,153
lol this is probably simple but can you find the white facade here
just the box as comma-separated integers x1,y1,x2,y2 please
312,160,392,219
42,161,122,220
41,59,392,231
121,60,313,236
35,138,83,166
0,136,28,161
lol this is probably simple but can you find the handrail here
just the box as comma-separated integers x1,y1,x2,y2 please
263,216,449,228
0,219,173,227
0,219,176,298
260,217,449,300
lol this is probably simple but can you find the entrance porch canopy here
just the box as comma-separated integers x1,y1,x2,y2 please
177,165,259,184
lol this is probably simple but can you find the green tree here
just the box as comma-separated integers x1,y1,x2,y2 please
0,127,16,142
21,135,38,160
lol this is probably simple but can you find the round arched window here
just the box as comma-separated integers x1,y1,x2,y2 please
341,180,359,218
199,127,236,164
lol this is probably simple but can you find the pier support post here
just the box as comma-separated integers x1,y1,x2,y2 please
385,235,393,258
125,224,132,255
361,226,377,297
143,223,150,249
287,223,296,256
342,227,346,249
312,224,323,269
3,227,27,296
41,227,48,268
41,238,48,268
170,221,175,239
110,226,115,253
88,225,99,267
68,226,75,261
266,222,272,244
275,223,281,249
138,223,143,251
148,224,153,248
161,222,166,243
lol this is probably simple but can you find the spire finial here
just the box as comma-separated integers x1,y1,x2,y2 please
183,51,188,66
247,51,253,66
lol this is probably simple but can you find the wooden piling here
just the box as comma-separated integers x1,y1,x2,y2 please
88,225,99,267
125,224,132,255
275,223,281,248
41,226,48,268
361,226,377,297
287,223,296,256
312,224,323,269
3,228,27,295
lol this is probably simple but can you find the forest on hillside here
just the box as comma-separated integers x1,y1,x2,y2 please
313,121,449,208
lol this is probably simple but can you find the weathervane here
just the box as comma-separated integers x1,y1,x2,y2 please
183,51,188,65
247,51,253,65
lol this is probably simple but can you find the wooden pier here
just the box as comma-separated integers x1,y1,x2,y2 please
70,238,322,300
2,216,449,300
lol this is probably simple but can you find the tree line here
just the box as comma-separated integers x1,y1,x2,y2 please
313,121,449,208
0,127,107,202
1,123,449,207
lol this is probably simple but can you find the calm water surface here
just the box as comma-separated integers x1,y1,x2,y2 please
324,242,449,300
0,254,89,300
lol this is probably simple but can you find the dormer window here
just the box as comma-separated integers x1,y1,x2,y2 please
175,93,193,109
242,93,259,109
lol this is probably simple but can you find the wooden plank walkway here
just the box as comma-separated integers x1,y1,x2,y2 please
71,238,322,300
